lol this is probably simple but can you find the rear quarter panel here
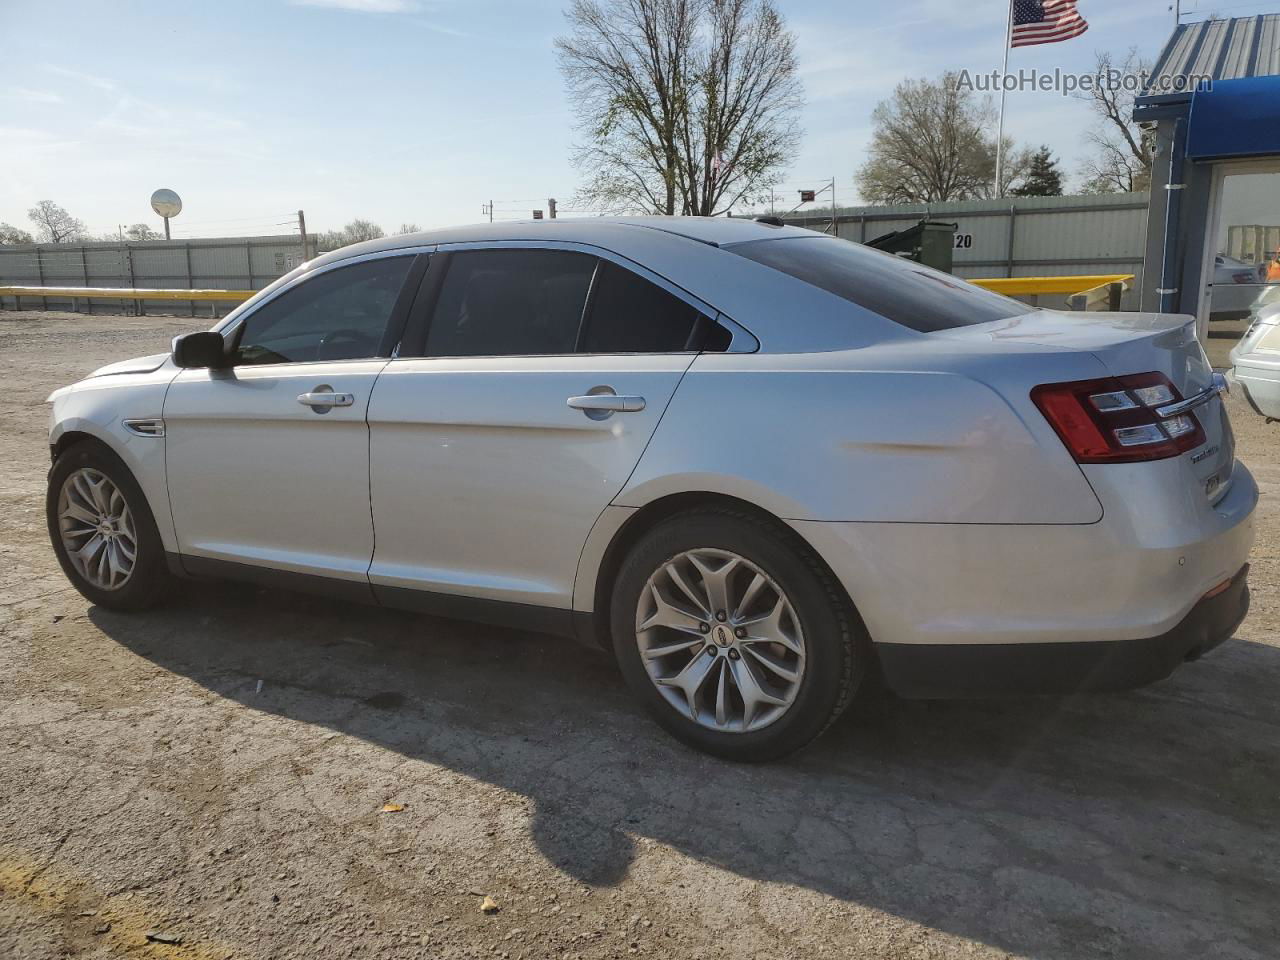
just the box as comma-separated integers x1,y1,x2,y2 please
616,348,1106,524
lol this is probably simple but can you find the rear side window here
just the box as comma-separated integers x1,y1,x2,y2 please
727,236,1030,332
425,249,595,357
580,260,707,353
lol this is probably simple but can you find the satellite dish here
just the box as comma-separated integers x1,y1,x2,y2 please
150,189,182,219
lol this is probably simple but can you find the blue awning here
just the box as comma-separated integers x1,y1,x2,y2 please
1187,76,1280,160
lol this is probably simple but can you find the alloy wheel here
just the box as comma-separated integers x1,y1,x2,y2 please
635,548,806,733
57,467,137,591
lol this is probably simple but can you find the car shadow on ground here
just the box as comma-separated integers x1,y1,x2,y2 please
91,582,1280,959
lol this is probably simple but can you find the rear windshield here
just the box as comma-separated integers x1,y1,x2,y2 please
726,236,1031,332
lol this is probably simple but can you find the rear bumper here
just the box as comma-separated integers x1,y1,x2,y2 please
1230,362,1280,419
876,565,1250,698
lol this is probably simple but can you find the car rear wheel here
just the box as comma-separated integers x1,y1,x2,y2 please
47,439,170,611
610,508,866,761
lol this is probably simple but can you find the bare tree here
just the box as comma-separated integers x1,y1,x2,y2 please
27,201,86,243
124,223,161,241
1075,49,1154,194
316,218,386,252
0,222,34,245
396,223,422,234
556,0,803,216
856,73,1027,204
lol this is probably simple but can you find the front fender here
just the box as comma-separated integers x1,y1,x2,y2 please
49,373,179,552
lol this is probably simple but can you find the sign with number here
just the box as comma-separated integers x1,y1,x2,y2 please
798,190,816,202
954,233,974,249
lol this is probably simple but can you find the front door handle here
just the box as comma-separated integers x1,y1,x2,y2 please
297,391,354,409
567,394,646,413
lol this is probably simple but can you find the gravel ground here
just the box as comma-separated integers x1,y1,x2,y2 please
1,310,1277,960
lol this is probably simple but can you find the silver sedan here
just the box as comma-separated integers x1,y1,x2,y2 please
45,217,1256,760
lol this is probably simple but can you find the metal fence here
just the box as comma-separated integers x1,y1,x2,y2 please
3,195,1153,315
0,235,309,316
1227,224,1280,265
779,192,1150,310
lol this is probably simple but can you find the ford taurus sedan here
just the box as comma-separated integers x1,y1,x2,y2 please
46,217,1257,760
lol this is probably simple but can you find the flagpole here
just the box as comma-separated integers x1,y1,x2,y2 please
995,0,1014,197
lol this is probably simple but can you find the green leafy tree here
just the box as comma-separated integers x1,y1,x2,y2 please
1010,146,1064,197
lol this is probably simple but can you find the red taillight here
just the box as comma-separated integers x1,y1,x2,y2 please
1031,372,1207,464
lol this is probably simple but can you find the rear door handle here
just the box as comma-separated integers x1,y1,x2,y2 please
567,394,646,413
297,391,354,408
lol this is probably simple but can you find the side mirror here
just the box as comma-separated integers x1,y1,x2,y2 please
172,331,228,369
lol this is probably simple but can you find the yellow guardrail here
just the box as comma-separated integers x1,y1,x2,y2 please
968,274,1134,296
0,285,254,303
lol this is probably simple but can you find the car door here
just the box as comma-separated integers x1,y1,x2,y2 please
163,252,424,595
366,244,732,620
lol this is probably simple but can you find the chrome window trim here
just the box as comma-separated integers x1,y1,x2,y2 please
430,238,759,354
215,246,435,345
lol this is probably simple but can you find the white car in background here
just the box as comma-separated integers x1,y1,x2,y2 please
1231,301,1280,422
44,218,1257,760
1210,255,1268,321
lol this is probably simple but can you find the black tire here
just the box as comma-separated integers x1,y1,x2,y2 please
46,438,171,611
610,507,867,762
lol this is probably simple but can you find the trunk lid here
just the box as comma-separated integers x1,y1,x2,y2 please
949,310,1234,501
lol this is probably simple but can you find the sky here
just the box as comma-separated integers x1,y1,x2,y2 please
2,0,1277,239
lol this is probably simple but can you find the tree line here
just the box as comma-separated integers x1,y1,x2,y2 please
0,201,170,245
0,204,422,249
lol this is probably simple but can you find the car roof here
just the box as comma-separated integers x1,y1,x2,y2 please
314,215,817,266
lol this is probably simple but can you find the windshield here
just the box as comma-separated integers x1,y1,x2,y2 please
727,236,1032,333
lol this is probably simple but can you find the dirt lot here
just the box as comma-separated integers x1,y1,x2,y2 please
1,310,1277,960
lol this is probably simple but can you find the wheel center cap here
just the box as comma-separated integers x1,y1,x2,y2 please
97,521,113,536
713,624,733,647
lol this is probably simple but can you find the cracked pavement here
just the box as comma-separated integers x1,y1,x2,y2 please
1,310,1278,959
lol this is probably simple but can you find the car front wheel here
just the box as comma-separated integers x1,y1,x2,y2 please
47,439,170,611
610,508,866,761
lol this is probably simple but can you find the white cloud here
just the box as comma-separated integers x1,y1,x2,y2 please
2,87,64,104
290,0,420,12
44,65,115,92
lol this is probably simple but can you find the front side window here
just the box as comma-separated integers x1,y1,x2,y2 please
580,260,710,353
727,236,1031,333
425,249,595,357
234,256,413,365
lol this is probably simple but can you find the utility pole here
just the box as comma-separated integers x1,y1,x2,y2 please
482,201,494,222
830,177,838,236
548,198,557,219
297,210,310,261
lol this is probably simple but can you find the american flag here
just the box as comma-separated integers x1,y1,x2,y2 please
1011,0,1088,48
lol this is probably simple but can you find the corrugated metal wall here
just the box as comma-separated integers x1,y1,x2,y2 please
781,192,1150,309
0,235,309,316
